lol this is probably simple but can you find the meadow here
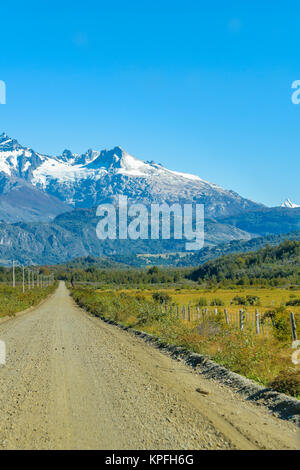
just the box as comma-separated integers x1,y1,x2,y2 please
100,286,300,314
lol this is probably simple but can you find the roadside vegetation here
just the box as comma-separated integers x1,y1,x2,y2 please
71,287,300,399
0,283,57,318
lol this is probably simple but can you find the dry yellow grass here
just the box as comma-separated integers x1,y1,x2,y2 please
98,286,300,338
104,286,300,314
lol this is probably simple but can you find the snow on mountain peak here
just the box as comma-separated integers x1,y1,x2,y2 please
281,198,300,208
0,133,201,180
0,132,263,216
0,132,22,151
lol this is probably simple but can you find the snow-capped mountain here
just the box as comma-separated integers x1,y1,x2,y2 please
0,132,262,221
281,198,300,209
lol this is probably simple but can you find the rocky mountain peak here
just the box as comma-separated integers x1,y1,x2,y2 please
0,132,22,151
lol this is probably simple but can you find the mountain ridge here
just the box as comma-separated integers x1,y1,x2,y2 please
0,205,254,265
0,132,263,220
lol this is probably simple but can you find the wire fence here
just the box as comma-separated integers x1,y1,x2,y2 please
162,303,299,340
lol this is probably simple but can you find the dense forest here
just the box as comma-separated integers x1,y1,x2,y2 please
55,264,189,286
176,230,300,267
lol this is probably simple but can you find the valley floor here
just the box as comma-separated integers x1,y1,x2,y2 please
0,282,298,450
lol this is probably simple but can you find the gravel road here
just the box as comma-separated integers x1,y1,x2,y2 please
0,282,299,450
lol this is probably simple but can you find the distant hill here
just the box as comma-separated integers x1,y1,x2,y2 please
0,206,253,265
189,239,300,286
58,255,131,269
1,205,300,266
217,207,300,236
175,230,300,267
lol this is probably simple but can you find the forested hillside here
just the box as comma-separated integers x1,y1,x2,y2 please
189,240,300,286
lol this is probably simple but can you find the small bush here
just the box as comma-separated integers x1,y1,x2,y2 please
232,295,247,306
210,297,225,306
286,298,300,306
263,308,291,342
152,292,171,305
246,295,261,306
231,295,260,306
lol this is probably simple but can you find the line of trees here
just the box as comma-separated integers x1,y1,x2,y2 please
189,240,300,287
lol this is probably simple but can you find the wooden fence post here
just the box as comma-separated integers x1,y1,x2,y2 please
224,309,229,325
182,306,185,320
188,303,191,322
290,312,298,341
239,309,245,330
255,310,260,334
197,306,200,321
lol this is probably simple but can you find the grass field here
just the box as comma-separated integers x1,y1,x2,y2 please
103,286,300,314
99,286,300,340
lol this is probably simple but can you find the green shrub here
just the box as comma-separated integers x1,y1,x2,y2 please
263,307,291,342
152,292,172,305
210,297,225,306
246,295,261,306
232,295,247,306
231,295,260,306
286,298,300,306
196,297,208,306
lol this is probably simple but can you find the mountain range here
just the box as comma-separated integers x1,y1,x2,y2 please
0,132,261,221
0,132,299,265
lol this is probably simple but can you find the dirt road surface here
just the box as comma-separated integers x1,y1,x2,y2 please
0,282,299,450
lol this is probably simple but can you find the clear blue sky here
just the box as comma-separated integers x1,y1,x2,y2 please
1,1,299,207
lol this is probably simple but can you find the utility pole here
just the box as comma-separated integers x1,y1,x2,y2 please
28,269,30,289
12,260,15,288
22,266,25,293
